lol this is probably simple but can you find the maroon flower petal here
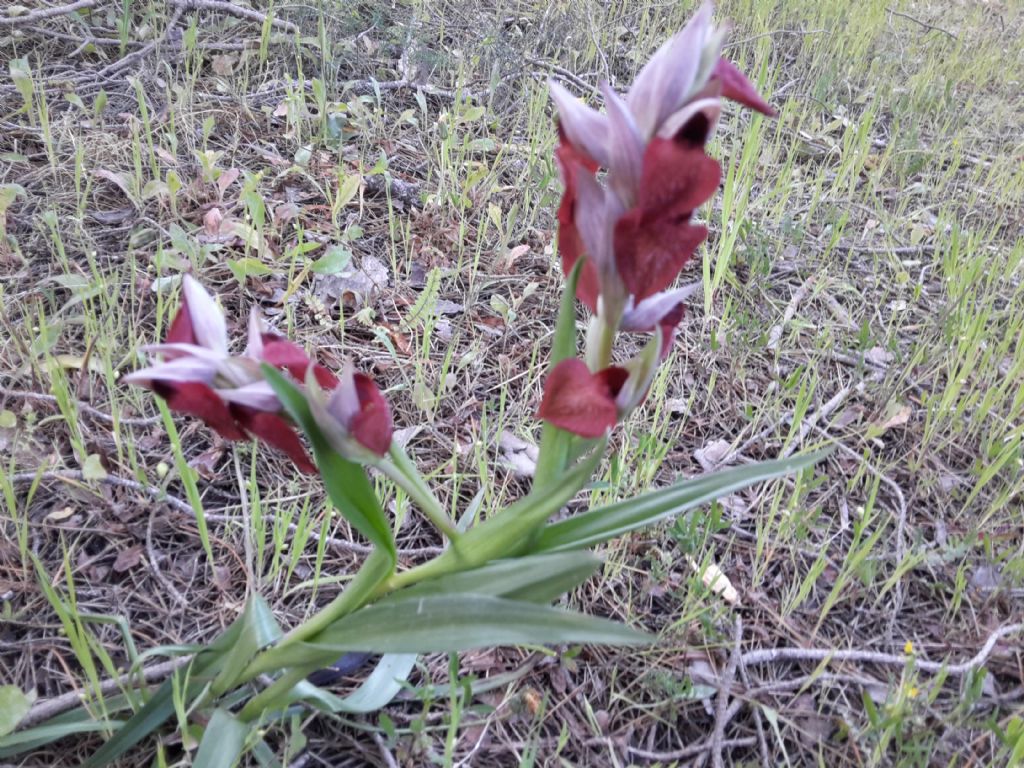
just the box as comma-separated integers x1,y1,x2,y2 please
556,130,602,311
713,58,776,117
657,302,686,359
153,381,248,440
349,373,393,456
260,338,338,389
163,304,197,352
615,216,709,303
537,359,624,439
613,138,719,301
234,408,318,474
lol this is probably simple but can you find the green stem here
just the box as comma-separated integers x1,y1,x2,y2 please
382,444,461,543
238,666,310,722
585,312,616,371
237,548,393,683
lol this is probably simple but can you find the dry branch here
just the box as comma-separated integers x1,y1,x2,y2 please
19,657,191,729
741,622,1024,676
168,0,297,33
1,0,96,26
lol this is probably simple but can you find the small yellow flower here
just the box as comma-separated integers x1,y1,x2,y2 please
908,686,919,699
904,640,915,655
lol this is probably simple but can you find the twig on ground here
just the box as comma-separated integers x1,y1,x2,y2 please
1,390,161,427
779,385,853,459
726,28,827,49
767,274,816,351
740,622,1023,675
168,0,298,32
372,731,400,768
627,737,757,763
834,241,936,255
19,657,191,729
96,6,183,78
147,507,190,607
528,56,601,98
811,423,909,630
1,0,96,26
886,7,958,40
707,617,744,768
739,658,771,768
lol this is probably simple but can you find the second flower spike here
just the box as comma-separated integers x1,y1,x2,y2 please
306,362,394,461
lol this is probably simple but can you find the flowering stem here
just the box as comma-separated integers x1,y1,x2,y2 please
585,313,617,372
380,444,461,543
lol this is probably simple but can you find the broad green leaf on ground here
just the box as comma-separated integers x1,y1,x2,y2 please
284,654,419,714
193,709,251,768
532,450,831,552
264,594,650,669
0,718,124,758
210,595,281,696
0,686,33,737
243,549,397,678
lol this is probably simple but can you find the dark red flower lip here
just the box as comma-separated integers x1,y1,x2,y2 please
537,359,629,439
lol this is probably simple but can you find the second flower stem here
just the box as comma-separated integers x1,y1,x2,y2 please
382,444,461,543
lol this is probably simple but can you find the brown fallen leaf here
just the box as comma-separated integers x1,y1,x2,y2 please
203,206,224,236
217,168,240,199
872,402,911,432
315,254,390,310
94,169,137,206
112,544,144,573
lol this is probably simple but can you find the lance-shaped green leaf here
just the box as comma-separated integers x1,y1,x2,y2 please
534,259,583,489
193,709,251,768
210,595,281,696
0,687,32,738
263,365,395,560
283,653,419,714
387,551,601,605
263,595,649,667
531,450,830,552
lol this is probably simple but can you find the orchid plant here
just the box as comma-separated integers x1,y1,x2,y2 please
2,6,827,766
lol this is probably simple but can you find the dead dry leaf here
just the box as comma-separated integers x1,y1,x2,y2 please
112,545,144,573
872,402,911,432
694,439,732,471
315,255,390,309
45,506,76,523
865,347,894,367
203,207,224,236
497,430,538,478
93,169,136,205
217,168,240,198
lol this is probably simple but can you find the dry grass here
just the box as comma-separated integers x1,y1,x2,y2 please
1,0,1023,765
